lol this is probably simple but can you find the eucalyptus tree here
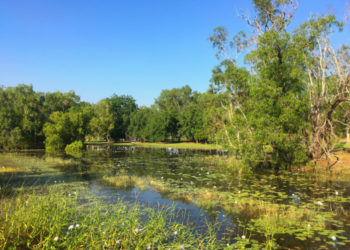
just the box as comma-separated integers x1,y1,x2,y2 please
209,0,350,168
294,18,350,164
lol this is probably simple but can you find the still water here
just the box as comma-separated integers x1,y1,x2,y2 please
1,145,350,248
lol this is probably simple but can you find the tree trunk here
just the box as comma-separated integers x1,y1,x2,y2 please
347,126,350,145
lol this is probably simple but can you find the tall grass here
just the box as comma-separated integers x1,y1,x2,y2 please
0,185,224,249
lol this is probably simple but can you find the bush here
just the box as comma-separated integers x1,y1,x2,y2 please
65,141,84,158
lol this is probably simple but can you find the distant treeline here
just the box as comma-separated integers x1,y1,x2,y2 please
0,84,224,152
1,1,350,169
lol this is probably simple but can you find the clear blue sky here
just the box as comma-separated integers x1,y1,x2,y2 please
1,0,349,106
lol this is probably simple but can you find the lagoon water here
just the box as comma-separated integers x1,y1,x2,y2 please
1,145,350,248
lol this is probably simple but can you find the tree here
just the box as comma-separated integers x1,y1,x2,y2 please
154,85,194,141
90,95,137,142
89,99,115,142
209,0,350,168
295,17,350,164
209,0,311,168
43,103,92,152
109,95,137,140
128,106,153,141
0,85,44,149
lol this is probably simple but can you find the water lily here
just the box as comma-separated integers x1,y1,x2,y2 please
335,191,339,195
54,236,59,241
206,172,209,175
213,186,217,189
238,190,241,194
68,225,74,230
147,246,151,249
174,231,178,235
332,235,336,241
116,240,120,244
317,201,323,206
75,223,80,228
241,235,246,239
180,245,185,249
307,224,311,227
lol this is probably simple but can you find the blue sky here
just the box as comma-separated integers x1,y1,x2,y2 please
1,0,349,106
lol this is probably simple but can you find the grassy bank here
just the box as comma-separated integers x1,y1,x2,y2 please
0,185,228,249
86,141,222,150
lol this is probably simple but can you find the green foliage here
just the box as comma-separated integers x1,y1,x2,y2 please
0,85,45,149
65,140,84,158
44,104,92,152
89,95,137,142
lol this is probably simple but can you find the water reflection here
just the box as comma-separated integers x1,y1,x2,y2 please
1,146,350,248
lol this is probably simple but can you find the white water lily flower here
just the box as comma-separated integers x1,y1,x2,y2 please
335,191,339,195
317,201,323,206
307,224,311,227
241,235,246,239
68,225,74,230
147,246,151,249
54,236,59,241
116,240,120,244
75,224,80,228
213,186,217,189
238,190,241,194
206,172,209,175
174,231,178,235
332,236,336,241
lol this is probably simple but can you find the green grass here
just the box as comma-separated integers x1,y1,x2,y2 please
86,141,222,150
0,185,227,249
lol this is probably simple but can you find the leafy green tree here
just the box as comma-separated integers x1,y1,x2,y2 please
89,99,115,142
43,103,92,152
0,85,44,149
210,0,310,168
294,16,349,162
154,85,194,141
43,91,80,114
109,95,137,140
90,95,137,142
128,107,153,141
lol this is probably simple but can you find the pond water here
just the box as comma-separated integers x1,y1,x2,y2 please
1,145,350,248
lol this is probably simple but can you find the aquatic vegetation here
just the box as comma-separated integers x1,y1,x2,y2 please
101,175,151,191
101,172,350,248
0,185,222,249
2,148,350,249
